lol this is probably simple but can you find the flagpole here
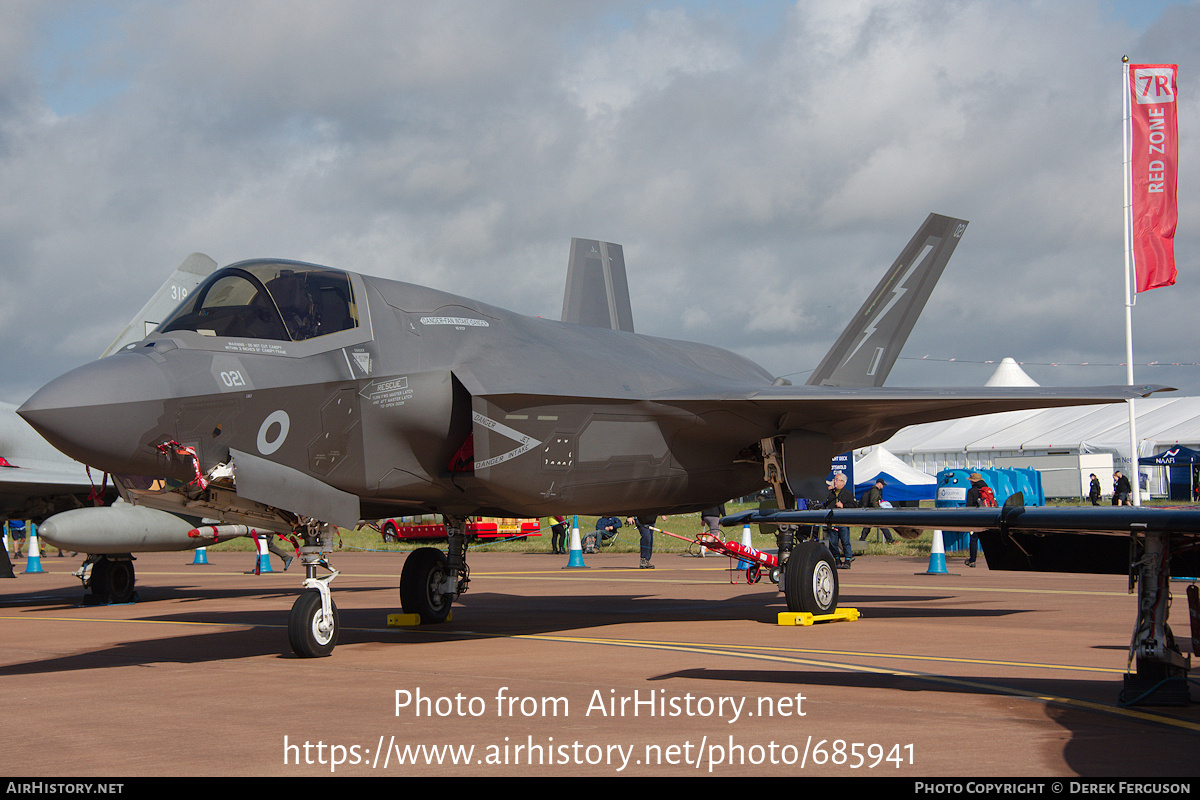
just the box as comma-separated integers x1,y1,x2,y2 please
1122,55,1141,505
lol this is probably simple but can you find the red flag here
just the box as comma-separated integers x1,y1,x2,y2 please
1128,63,1179,292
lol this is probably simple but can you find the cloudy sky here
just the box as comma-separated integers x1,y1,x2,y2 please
2,0,1198,404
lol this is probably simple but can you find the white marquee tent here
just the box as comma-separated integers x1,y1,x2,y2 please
860,359,1200,497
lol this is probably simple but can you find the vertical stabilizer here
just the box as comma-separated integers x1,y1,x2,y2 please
101,253,217,357
561,239,634,333
806,213,968,387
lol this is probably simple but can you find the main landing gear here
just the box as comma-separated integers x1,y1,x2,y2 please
781,540,839,615
756,435,840,616
399,516,470,624
400,547,453,623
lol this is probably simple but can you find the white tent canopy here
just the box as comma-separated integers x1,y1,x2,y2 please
852,446,937,502
858,356,1200,495
872,396,1200,496
854,446,935,483
984,357,1039,387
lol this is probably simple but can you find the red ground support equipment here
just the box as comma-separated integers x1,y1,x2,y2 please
655,526,779,585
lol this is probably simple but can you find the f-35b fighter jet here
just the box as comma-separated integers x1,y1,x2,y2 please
18,214,1167,656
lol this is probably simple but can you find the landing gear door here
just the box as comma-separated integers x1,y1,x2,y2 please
781,430,838,506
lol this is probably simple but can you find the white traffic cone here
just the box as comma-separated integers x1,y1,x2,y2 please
254,533,273,573
564,516,587,569
922,530,949,575
24,522,44,574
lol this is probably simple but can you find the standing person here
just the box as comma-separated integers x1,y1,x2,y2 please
700,504,726,538
699,503,726,557
627,516,655,569
550,516,567,554
964,472,997,567
261,532,294,571
8,520,25,560
1113,471,1132,506
1088,473,1102,506
824,473,856,568
858,478,895,544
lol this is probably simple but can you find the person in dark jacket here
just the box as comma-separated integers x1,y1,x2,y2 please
964,472,992,567
1113,471,1132,506
824,473,856,568
586,515,622,553
1088,474,1102,506
550,516,567,554
858,478,895,543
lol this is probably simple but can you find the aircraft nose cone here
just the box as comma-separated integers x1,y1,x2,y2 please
18,353,171,475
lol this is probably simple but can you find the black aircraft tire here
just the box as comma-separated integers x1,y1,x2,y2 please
399,547,453,624
288,591,339,658
106,560,136,604
783,541,838,614
88,557,136,603
87,559,110,597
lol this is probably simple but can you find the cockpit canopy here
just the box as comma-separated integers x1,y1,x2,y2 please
158,261,358,342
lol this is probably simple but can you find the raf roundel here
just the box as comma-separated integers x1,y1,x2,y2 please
257,410,290,455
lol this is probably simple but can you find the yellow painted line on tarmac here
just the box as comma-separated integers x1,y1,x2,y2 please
838,581,1130,598
507,632,1200,733
521,634,1129,674
445,570,1135,597
0,613,277,629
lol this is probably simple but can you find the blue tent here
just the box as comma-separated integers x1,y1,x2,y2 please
852,447,936,503
1139,446,1200,500
1138,446,1200,465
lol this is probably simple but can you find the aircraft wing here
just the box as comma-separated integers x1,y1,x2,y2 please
652,382,1168,451
466,375,1168,456
723,504,1200,537
723,502,1200,577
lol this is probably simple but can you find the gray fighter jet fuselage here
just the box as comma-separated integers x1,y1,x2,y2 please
21,260,787,523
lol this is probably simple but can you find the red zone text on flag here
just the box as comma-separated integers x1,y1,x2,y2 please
1128,63,1179,292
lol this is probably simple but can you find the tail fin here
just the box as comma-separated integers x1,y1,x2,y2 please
806,214,968,387
560,239,634,333
100,253,217,358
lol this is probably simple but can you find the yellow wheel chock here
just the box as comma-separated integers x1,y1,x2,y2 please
777,608,860,626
